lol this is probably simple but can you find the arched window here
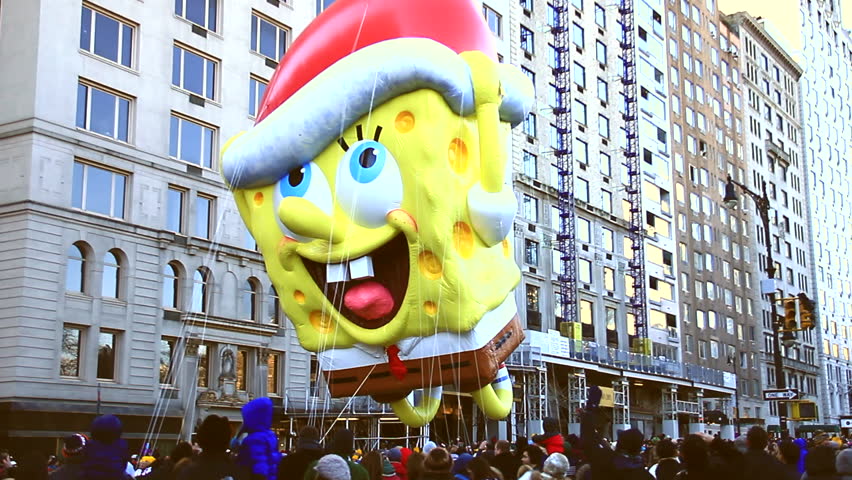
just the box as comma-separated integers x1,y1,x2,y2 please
268,285,280,325
162,262,181,309
242,278,259,320
102,250,121,298
191,268,210,313
66,243,87,293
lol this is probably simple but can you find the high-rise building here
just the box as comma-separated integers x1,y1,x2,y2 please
722,11,820,432
0,0,326,451
508,0,734,440
719,0,852,425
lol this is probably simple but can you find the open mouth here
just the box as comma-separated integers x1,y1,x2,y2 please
301,235,410,329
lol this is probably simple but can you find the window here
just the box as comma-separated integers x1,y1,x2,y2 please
525,239,539,266
242,278,259,321
573,62,586,88
596,41,607,63
601,227,614,251
580,299,593,324
524,113,537,137
575,139,588,164
482,5,501,37
249,76,268,118
172,44,217,100
236,349,248,391
191,267,210,313
601,190,612,213
66,244,88,293
162,262,181,309
598,114,610,138
523,151,538,178
169,114,216,169
521,26,534,54
102,250,121,299
698,340,708,359
251,12,289,61
268,285,281,325
80,5,134,68
267,353,281,395
522,67,536,86
523,194,539,222
175,0,217,31
159,338,175,384
577,217,591,242
76,81,131,142
61,326,83,377
572,23,584,48
526,284,540,313
166,187,186,233
316,0,335,15
597,78,608,102
576,177,589,202
574,100,587,124
96,330,117,380
594,3,606,27
194,194,214,239
197,344,209,387
604,267,615,291
72,161,127,219
579,259,592,283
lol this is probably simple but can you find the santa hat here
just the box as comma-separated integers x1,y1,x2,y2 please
222,0,533,190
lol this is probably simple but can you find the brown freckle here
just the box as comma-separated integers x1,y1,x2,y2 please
293,290,305,304
310,311,333,333
418,251,443,280
453,222,474,258
502,239,510,258
395,111,415,132
253,192,264,206
448,138,469,174
423,301,438,315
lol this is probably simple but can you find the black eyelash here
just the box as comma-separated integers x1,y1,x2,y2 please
337,123,383,151
337,137,349,151
374,125,383,141
356,124,364,141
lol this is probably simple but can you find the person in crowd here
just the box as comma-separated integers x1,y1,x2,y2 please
386,447,408,480
79,414,132,480
234,397,281,480
0,450,14,480
304,429,367,480
361,450,385,480
532,453,571,480
421,448,454,480
11,450,49,480
804,445,840,480
49,434,87,480
512,439,527,465
795,438,809,475
836,448,852,480
174,414,239,480
134,456,156,478
465,456,500,480
311,454,352,480
422,443,438,457
673,434,710,480
452,453,473,480
382,456,402,480
491,440,519,480
407,451,426,480
648,438,681,480
704,436,743,479
476,442,495,462
278,426,324,480
532,418,565,456
516,446,545,479
776,439,802,480
741,427,785,479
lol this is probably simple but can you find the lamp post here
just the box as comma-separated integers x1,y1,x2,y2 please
723,174,794,437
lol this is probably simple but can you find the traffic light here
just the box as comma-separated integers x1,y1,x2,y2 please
783,299,798,331
798,292,816,330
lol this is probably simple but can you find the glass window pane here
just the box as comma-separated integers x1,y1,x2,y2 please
159,339,173,383
102,253,119,298
80,7,92,50
179,118,202,165
121,24,133,67
183,50,204,95
72,162,84,209
113,174,125,218
85,166,113,216
203,127,214,168
205,59,215,100
172,46,181,87
186,0,206,27
76,84,88,129
89,88,117,138
167,188,184,232
175,0,183,16
96,331,116,380
169,116,179,157
195,197,211,238
259,18,277,58
61,327,81,377
93,12,119,62
207,0,217,31
117,97,129,142
251,15,258,52
197,344,208,387
237,349,247,390
162,266,177,308
267,354,279,394
66,246,84,293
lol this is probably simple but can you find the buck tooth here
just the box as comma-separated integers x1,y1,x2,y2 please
326,262,350,283
349,255,375,279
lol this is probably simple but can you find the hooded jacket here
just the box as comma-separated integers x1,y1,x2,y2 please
79,415,131,480
532,418,565,455
236,397,282,479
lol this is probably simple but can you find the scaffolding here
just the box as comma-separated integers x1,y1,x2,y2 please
619,0,648,339
553,0,578,325
613,378,630,427
567,370,587,428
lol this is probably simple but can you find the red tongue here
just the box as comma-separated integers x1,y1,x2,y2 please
343,280,395,321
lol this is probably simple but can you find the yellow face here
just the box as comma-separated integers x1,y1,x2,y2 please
230,88,520,352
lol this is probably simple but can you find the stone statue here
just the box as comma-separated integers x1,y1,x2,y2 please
220,348,236,380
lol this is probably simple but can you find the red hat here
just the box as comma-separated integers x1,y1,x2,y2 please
221,0,531,190
256,0,497,122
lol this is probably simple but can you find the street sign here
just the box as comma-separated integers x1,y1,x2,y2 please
840,417,852,428
763,388,800,401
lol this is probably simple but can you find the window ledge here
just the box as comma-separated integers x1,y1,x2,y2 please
170,85,221,108
102,297,127,306
172,15,223,40
75,127,133,149
78,49,140,76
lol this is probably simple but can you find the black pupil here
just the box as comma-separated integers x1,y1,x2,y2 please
359,148,377,168
288,167,305,187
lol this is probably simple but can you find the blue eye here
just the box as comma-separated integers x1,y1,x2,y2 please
348,141,386,184
279,164,311,198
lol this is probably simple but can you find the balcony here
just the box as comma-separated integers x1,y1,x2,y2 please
525,330,735,389
765,140,791,168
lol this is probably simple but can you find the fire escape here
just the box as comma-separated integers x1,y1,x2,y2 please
618,0,649,347
553,0,577,325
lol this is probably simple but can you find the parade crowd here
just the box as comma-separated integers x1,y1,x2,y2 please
3,389,852,480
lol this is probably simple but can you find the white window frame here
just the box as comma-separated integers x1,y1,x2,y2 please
80,4,135,68
175,0,218,32
251,11,290,61
169,113,217,169
172,43,218,101
76,80,132,142
72,160,128,219
249,75,268,118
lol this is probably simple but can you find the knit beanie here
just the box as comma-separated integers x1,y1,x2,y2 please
315,454,351,480
387,447,402,462
382,457,396,476
837,449,852,474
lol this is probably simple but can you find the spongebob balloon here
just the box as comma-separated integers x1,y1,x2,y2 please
221,0,534,427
